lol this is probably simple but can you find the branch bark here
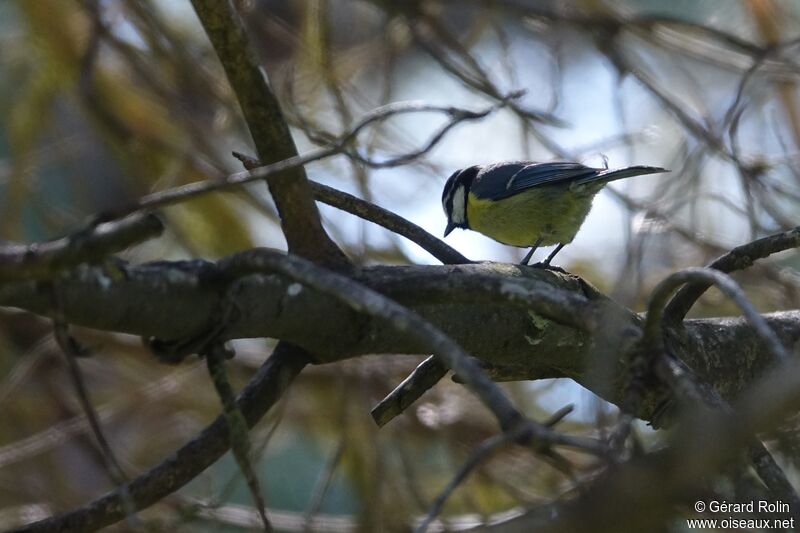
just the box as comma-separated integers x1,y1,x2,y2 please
2,259,796,421
0,213,162,282
190,0,347,267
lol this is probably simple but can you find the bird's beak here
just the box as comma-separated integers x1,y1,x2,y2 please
444,221,456,237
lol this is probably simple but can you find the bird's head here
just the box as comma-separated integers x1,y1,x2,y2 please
442,165,480,237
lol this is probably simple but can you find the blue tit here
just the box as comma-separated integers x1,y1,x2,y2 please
441,161,668,265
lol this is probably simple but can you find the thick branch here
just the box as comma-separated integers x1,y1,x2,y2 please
2,260,796,419
217,249,526,430
0,213,162,282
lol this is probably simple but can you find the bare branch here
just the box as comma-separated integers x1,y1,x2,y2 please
232,151,470,265
6,256,792,413
371,356,447,427
311,181,469,264
408,13,566,129
414,423,533,533
645,267,790,361
217,250,523,430
216,250,609,457
664,226,800,324
0,213,163,283
96,99,511,225
612,265,797,504
652,355,800,514
13,343,310,533
630,265,799,509
189,0,346,266
204,342,272,532
522,356,800,533
50,286,140,529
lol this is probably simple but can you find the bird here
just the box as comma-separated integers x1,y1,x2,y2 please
441,161,668,266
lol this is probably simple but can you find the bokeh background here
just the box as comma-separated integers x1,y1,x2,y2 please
1,0,800,530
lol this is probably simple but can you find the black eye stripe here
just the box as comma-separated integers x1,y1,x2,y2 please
442,172,460,213
459,166,479,187
443,165,479,218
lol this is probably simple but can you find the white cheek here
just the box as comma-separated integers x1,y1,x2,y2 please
451,186,466,223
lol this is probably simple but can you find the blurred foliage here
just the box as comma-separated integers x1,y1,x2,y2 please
1,0,800,531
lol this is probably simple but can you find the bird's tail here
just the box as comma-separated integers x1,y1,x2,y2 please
585,165,669,184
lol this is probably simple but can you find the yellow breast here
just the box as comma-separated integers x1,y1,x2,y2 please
465,189,597,247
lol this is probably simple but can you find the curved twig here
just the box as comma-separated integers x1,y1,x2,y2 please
664,226,800,324
50,285,140,529
98,99,513,224
414,423,531,533
645,267,789,361
311,181,470,264
415,405,577,533
341,97,523,168
612,267,795,502
232,151,470,265
217,250,608,455
218,249,523,430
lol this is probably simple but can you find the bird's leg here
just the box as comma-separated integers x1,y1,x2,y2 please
521,248,536,265
521,236,543,265
543,243,566,266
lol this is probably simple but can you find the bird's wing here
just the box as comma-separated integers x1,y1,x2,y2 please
471,162,667,201
470,162,597,201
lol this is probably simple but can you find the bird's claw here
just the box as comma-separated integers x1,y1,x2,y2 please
529,262,568,274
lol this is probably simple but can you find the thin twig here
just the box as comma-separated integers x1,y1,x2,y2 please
15,343,310,533
211,389,291,508
414,405,574,533
414,428,525,533
99,99,514,223
49,285,141,529
311,181,470,264
0,335,53,407
204,342,272,532
415,412,577,533
409,14,566,128
303,438,346,532
543,404,575,427
664,226,800,324
0,363,204,469
232,151,470,265
370,356,448,427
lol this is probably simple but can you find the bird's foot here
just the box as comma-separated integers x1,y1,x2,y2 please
529,262,568,274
